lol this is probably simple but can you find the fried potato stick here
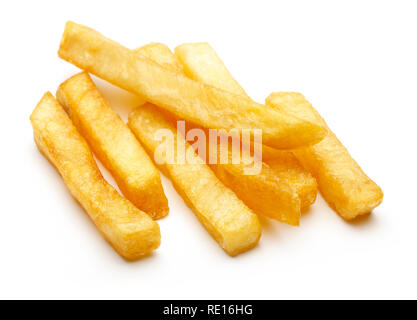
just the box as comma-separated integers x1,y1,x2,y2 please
57,72,168,219
266,92,383,219
30,93,160,260
136,43,311,224
174,42,318,213
128,103,261,256
134,43,185,74
173,42,298,161
175,42,248,97
58,21,326,149
175,42,382,218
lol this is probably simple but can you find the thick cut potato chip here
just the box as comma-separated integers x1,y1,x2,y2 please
57,72,169,219
128,103,262,256
173,42,318,214
30,93,160,260
266,92,383,219
136,43,313,224
58,21,326,149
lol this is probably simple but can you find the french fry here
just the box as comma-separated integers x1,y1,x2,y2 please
174,43,297,157
175,42,248,97
30,93,160,260
265,151,318,211
134,43,185,74
56,72,169,219
174,43,283,159
174,42,318,214
266,92,383,219
58,21,326,149
128,103,262,256
136,43,309,224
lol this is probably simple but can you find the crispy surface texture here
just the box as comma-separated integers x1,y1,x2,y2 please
209,160,302,225
265,151,318,211
175,42,248,97
136,42,309,224
134,43,185,74
30,93,161,260
58,21,326,149
128,103,262,256
56,72,168,219
266,92,383,219
173,42,318,216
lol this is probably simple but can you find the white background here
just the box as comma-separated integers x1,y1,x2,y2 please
1,0,416,299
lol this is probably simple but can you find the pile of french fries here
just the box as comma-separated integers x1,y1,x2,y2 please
30,21,383,260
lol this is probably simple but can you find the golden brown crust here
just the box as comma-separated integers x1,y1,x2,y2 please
58,21,326,149
56,72,169,219
266,92,383,220
170,43,318,221
128,104,262,256
30,93,161,260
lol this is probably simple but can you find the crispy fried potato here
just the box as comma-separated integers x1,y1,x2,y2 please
30,93,160,260
136,43,307,224
58,21,326,149
56,72,168,219
173,42,318,214
265,151,318,211
210,160,302,224
128,103,262,256
134,43,185,74
174,43,292,159
175,42,248,97
266,92,383,219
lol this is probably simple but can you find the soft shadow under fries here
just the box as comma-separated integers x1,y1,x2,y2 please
345,212,375,228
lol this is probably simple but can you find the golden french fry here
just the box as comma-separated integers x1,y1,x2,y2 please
265,151,318,211
174,43,282,156
175,42,248,96
56,72,169,219
174,43,293,161
128,103,262,256
30,93,160,260
58,21,326,149
266,92,383,219
135,43,306,224
134,43,185,74
173,42,318,215
210,160,302,224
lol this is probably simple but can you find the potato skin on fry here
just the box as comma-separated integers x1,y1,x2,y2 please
128,104,262,256
58,21,326,149
56,72,169,220
30,93,160,260
266,92,383,219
